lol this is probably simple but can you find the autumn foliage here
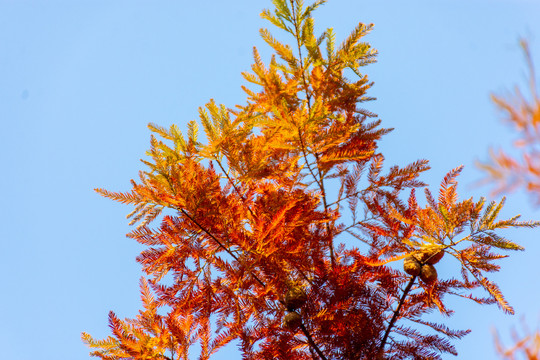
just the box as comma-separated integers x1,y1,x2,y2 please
495,320,540,360
83,1,539,359
477,40,540,360
478,40,540,204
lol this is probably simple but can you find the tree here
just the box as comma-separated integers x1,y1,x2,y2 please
477,41,540,360
478,40,540,204
83,1,539,359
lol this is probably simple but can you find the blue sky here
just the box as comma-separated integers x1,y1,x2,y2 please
1,1,540,359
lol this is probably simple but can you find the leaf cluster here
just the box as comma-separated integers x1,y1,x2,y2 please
478,40,540,204
86,2,539,360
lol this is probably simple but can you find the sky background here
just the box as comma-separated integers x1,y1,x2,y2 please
2,1,540,359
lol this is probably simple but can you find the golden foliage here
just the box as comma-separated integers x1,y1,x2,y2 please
85,2,539,360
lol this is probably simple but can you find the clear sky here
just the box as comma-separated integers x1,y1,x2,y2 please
2,1,540,359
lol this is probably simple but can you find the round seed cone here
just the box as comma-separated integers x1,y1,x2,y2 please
283,311,302,330
403,256,422,276
284,286,307,311
419,264,438,284
413,248,444,265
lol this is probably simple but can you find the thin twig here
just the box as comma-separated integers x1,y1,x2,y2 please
179,208,267,289
300,322,328,360
214,159,257,221
379,275,417,352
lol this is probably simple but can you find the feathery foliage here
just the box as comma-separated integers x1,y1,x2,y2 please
478,40,540,204
495,320,540,360
85,2,539,359
478,39,540,360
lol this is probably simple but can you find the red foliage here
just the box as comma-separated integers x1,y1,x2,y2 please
83,2,538,359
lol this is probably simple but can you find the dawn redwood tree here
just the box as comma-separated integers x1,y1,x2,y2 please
477,40,540,360
83,1,539,359
478,40,540,204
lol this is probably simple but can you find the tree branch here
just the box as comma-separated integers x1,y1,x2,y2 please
379,275,417,353
179,208,267,289
300,322,328,360
289,0,335,268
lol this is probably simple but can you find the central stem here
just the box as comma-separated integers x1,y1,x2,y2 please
289,0,335,268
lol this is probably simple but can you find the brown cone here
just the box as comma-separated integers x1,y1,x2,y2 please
419,264,438,284
403,256,421,276
284,286,307,311
413,248,444,265
283,311,302,330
